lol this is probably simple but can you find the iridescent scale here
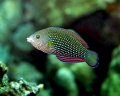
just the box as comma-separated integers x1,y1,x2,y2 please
47,28,89,59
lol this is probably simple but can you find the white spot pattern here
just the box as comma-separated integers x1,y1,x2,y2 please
47,28,89,59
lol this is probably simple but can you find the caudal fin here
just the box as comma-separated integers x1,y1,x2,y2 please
86,50,99,68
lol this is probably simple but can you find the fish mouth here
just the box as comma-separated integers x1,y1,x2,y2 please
27,37,32,42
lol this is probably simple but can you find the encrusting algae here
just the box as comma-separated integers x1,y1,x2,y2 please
0,62,44,96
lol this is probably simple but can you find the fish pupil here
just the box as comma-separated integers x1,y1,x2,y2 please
36,35,40,39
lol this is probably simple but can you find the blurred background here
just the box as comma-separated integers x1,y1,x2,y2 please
0,0,120,96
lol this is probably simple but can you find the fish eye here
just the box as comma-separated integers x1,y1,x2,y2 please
36,35,40,39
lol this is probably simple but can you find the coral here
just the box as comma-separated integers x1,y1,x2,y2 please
101,45,120,96
0,44,10,64
31,0,115,28
12,23,35,51
0,16,11,44
0,62,44,96
37,89,51,96
0,78,44,96
0,61,8,87
8,61,43,84
55,67,78,96
69,62,96,91
23,1,34,22
0,0,22,44
0,0,22,29
101,73,120,96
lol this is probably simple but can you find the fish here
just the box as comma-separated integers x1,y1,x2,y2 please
27,27,99,67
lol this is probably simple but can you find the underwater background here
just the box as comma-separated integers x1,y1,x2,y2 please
0,0,120,96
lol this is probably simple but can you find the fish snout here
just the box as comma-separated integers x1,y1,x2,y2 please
27,37,31,42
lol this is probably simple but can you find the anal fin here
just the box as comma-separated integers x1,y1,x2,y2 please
56,55,85,63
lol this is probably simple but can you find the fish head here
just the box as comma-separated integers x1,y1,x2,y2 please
27,31,49,50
